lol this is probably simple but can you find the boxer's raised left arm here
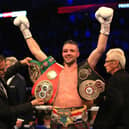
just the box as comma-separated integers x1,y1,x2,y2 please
88,7,114,69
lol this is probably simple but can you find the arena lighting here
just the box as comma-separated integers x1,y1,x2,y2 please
0,10,27,18
118,3,129,8
58,4,97,14
58,3,117,14
58,2,129,14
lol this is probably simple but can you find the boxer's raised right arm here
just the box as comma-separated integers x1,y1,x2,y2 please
13,16,47,62
26,38,48,62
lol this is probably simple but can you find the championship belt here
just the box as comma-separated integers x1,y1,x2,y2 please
78,61,105,101
28,56,56,82
31,57,63,104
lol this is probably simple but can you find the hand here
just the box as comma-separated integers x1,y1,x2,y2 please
95,6,114,35
13,16,32,39
20,57,32,66
13,16,30,28
15,119,24,128
95,6,114,24
31,98,44,106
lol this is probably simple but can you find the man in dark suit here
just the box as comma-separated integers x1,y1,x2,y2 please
0,55,44,129
93,48,129,129
5,56,27,129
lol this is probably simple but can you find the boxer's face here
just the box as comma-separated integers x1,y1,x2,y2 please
62,43,80,65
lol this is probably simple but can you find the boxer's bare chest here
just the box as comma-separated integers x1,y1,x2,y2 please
53,67,83,107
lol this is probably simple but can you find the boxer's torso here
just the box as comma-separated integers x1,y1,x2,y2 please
53,66,85,108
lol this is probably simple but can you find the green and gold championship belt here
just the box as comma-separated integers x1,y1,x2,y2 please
28,56,56,83
78,61,105,101
29,56,63,104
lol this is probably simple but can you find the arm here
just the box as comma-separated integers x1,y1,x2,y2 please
26,38,47,62
4,57,32,81
13,16,47,62
88,34,108,68
0,98,44,119
88,7,114,69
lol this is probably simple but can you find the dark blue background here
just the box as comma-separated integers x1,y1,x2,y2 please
0,0,129,85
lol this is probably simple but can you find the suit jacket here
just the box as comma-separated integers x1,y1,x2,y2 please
6,73,27,126
0,62,32,129
93,70,129,129
7,73,26,106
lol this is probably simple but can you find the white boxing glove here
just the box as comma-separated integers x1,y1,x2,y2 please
13,16,32,39
95,6,114,35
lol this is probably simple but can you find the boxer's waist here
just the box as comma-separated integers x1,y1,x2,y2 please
52,105,87,114
51,105,88,127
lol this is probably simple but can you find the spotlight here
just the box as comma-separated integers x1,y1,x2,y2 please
0,10,27,18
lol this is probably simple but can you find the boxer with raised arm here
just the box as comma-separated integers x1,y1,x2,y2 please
14,7,114,129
